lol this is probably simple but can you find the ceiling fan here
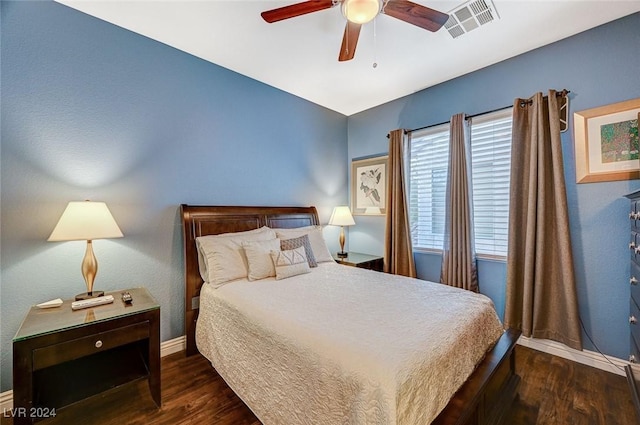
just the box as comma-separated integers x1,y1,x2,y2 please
261,0,449,62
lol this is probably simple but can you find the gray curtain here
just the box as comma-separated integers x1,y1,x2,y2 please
504,90,582,351
440,114,479,292
384,129,416,277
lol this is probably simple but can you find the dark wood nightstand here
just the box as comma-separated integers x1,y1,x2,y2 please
332,252,384,272
12,287,160,424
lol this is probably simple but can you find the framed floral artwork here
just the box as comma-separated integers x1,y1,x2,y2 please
351,155,387,215
574,98,640,183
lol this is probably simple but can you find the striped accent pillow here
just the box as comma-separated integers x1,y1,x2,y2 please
280,234,317,267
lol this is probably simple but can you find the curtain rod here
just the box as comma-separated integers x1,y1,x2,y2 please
387,89,570,138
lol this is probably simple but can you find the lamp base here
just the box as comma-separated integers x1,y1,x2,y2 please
337,251,348,258
75,291,105,301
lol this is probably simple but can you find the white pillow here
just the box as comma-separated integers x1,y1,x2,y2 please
196,227,276,287
274,226,333,263
270,246,311,280
242,238,281,281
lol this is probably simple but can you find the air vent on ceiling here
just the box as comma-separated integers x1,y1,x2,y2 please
444,0,499,39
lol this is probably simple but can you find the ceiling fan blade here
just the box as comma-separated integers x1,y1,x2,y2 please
261,0,335,23
338,21,362,62
383,0,449,32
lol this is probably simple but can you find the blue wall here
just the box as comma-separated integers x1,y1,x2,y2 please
0,1,347,391
348,12,640,360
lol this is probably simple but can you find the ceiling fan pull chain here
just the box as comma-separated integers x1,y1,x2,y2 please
373,16,378,68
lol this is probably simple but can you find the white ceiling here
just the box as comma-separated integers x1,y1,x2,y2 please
56,0,640,116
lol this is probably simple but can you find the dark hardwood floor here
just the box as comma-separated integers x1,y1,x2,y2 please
2,345,637,425
507,346,637,425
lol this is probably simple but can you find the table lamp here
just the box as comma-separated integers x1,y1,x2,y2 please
48,201,123,300
329,206,355,258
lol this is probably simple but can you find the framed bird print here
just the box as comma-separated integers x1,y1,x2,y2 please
351,155,387,215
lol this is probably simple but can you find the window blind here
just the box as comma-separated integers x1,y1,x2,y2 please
409,123,450,250
408,108,513,257
470,109,512,257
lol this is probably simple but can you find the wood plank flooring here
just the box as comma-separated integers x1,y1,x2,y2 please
506,346,637,425
2,345,637,425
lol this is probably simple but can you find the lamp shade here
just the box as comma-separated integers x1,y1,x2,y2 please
48,201,124,242
329,206,355,227
341,0,381,24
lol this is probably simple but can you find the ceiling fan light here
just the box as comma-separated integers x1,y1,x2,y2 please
341,0,381,24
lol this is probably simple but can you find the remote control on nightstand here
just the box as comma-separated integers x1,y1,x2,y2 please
121,291,133,305
71,295,114,310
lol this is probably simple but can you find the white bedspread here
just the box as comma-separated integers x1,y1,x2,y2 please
196,262,503,425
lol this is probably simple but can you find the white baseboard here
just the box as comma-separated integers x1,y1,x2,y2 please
0,335,187,412
161,335,186,357
0,335,627,411
517,335,628,376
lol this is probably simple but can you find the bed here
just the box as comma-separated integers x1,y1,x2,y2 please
181,204,520,425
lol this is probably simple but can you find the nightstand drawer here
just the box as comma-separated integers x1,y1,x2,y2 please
33,321,149,371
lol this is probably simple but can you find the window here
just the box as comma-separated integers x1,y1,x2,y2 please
409,123,450,249
469,109,513,256
409,108,513,258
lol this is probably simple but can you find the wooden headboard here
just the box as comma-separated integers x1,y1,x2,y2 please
180,205,320,356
